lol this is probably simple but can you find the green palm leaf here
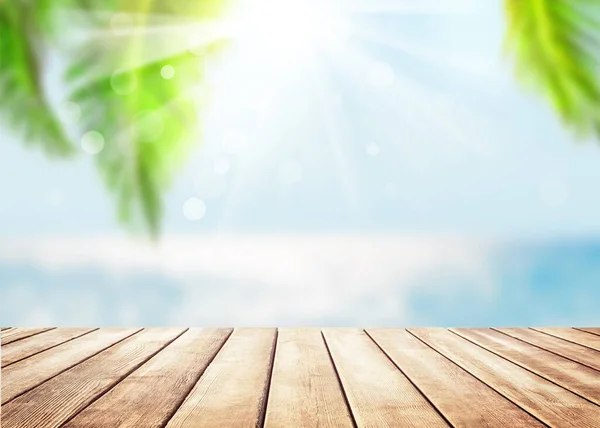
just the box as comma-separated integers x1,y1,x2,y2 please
504,0,600,140
62,1,231,238
0,1,73,156
0,0,232,238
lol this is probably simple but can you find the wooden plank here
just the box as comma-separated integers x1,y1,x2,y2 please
1,327,13,331
323,328,448,427
533,327,600,352
1,327,55,345
368,328,543,427
577,327,600,336
2,328,140,404
264,328,354,428
499,328,600,371
453,328,600,406
1,328,185,428
166,328,277,428
2,328,97,368
408,328,600,428
62,328,232,428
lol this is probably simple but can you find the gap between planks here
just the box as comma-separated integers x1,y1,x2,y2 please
2,327,600,428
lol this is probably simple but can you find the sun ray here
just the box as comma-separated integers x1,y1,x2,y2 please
41,0,518,233
55,14,233,83
348,36,517,139
181,0,498,228
324,41,504,163
307,58,360,210
341,0,478,15
352,26,508,87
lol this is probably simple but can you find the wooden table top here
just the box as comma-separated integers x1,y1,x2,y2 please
2,327,600,427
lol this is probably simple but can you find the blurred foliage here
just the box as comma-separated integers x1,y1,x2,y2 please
1,0,600,238
0,0,232,239
0,0,74,156
504,0,600,139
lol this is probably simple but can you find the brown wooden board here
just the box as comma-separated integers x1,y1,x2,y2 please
368,328,543,427
498,328,600,371
62,328,232,428
2,327,600,427
532,327,600,352
1,328,97,368
409,328,600,427
323,328,449,427
1,328,55,345
1,328,184,428
264,328,354,428
1,328,140,404
165,328,277,428
577,327,600,336
453,328,600,406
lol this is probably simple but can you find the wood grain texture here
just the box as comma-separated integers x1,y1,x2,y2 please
368,328,543,427
1,328,55,345
532,327,600,352
166,328,277,428
323,328,448,428
1,327,12,331
62,328,232,428
1,328,140,404
1,328,184,428
3,327,600,427
1,328,97,368
498,328,600,371
264,328,354,428
577,327,600,336
409,328,600,428
453,328,600,406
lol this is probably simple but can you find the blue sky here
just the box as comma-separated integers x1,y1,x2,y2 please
1,0,600,326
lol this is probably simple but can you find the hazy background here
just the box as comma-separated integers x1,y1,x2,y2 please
2,0,600,326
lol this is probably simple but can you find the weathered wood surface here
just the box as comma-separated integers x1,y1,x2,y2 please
2,327,96,368
1,328,55,345
368,328,543,427
1,327,600,427
2,329,184,428
533,327,600,352
64,328,232,428
165,328,276,428
1,328,141,404
264,328,354,428
409,328,600,428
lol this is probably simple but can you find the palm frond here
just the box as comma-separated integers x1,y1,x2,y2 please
504,0,600,140
0,1,73,156
62,0,231,238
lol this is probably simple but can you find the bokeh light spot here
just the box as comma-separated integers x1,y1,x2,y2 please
81,131,105,155
110,69,137,95
161,65,175,80
366,142,380,156
182,197,207,221
134,110,164,142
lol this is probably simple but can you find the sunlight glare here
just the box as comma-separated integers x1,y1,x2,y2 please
232,0,351,59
